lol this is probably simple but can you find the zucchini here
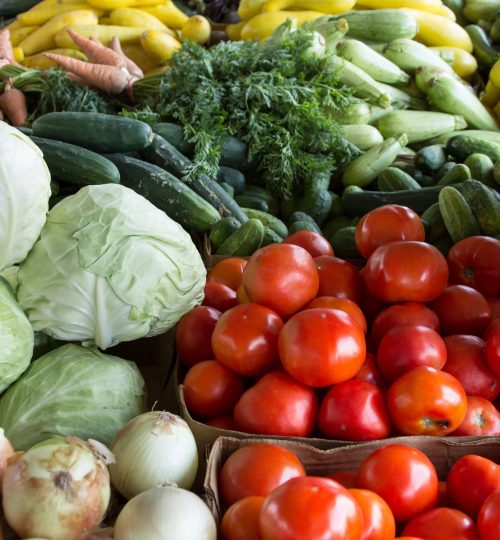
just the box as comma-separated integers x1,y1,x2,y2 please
439,186,481,242
463,153,495,188
32,112,154,153
105,154,220,233
18,127,33,136
220,182,235,197
30,136,120,186
330,227,362,259
342,185,445,216
140,135,248,223
153,123,194,155
216,218,265,256
432,130,500,146
288,220,323,235
446,135,500,162
262,227,284,246
457,180,500,236
241,208,288,238
421,203,447,243
0,0,39,16
437,164,472,186
378,167,421,191
415,145,447,173
217,167,246,195
209,217,241,250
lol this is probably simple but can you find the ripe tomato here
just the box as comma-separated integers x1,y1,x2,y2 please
221,496,264,540
387,367,467,436
447,236,500,297
354,352,386,389
183,360,244,418
306,296,367,333
430,285,492,336
478,491,500,540
376,325,447,383
327,471,358,489
363,241,448,303
219,444,305,507
315,256,364,304
259,477,364,540
203,282,239,312
487,297,500,321
283,231,334,258
357,444,439,522
370,302,440,347
486,323,500,376
278,308,366,388
349,488,396,540
212,304,283,377
242,244,319,319
233,371,318,437
447,455,500,519
176,306,221,367
207,258,248,291
361,292,388,327
443,335,499,402
453,396,500,436
395,538,424,540
206,416,236,430
318,380,391,441
402,508,480,540
355,205,425,259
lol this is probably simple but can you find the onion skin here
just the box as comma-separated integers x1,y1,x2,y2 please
0,429,14,494
2,438,111,540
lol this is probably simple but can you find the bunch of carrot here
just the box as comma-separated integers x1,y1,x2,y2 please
0,30,27,126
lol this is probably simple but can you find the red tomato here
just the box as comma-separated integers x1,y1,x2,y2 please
203,282,239,312
355,205,425,259
242,244,319,319
221,496,264,540
376,325,447,383
212,304,283,377
349,488,396,540
363,241,448,303
306,296,367,333
183,360,244,419
447,236,500,297
219,444,305,507
370,302,440,347
387,367,467,436
487,297,500,321
354,352,386,389
278,308,366,387
259,477,364,540
206,416,236,430
453,396,500,436
361,291,388,327
357,444,439,522
486,323,500,376
443,335,499,401
315,256,364,304
402,508,480,540
176,306,221,367
207,258,248,291
283,231,334,258
430,285,492,336
478,491,500,540
233,371,318,437
318,380,391,441
395,538,424,540
327,471,358,489
447,455,500,519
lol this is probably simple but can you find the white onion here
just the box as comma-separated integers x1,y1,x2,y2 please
114,486,217,540
2,437,112,540
109,411,198,499
0,428,14,493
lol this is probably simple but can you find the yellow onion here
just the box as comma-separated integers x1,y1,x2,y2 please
0,428,14,493
109,411,198,500
2,437,112,540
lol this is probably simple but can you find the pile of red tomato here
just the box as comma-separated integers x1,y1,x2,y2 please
176,204,500,439
217,442,499,540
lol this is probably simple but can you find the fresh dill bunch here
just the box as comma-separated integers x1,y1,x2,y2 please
133,24,358,198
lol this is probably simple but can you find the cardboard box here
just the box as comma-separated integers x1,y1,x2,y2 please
204,435,500,523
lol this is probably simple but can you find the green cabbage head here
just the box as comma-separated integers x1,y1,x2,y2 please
0,122,51,271
0,277,34,393
18,184,206,349
0,343,146,450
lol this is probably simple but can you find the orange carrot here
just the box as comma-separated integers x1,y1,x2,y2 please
0,83,28,127
67,29,127,68
67,72,96,87
110,36,143,78
43,52,134,94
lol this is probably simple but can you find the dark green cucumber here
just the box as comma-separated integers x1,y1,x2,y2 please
50,180,60,197
437,164,472,186
209,217,241,250
235,195,269,212
32,112,154,153
443,0,468,26
18,127,33,136
216,218,265,256
490,16,500,42
439,186,481,242
152,123,194,155
437,161,457,180
30,136,120,186
457,180,500,236
294,189,333,226
342,185,445,216
322,215,359,239
446,135,500,162
465,25,500,67
262,227,284,246
464,153,496,188
378,167,421,191
494,160,500,186
220,182,235,197
241,208,288,238
0,0,39,16
330,227,362,259
220,137,254,171
217,167,246,195
105,154,220,233
329,192,343,218
242,185,280,215
415,145,447,172
288,212,319,226
140,135,248,223
288,220,322,235
433,234,454,257
421,203,447,243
